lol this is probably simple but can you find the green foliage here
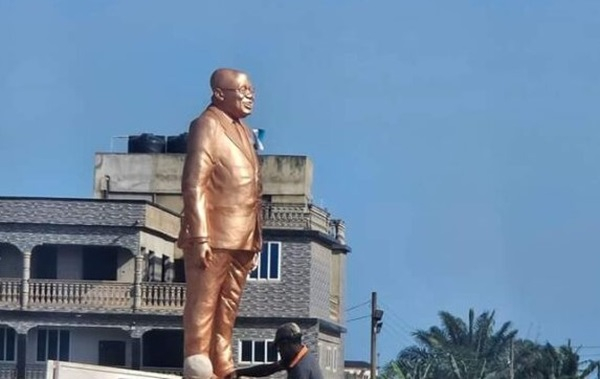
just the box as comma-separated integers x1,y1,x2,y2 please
382,309,598,379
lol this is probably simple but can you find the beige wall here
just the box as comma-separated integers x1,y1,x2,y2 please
318,333,343,379
94,154,315,209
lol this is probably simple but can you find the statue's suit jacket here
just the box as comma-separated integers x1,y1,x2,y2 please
179,105,262,253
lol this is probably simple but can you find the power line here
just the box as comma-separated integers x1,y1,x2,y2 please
379,299,416,335
347,314,370,323
345,299,370,313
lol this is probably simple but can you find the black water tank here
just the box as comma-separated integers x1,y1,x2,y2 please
128,134,166,153
166,133,188,153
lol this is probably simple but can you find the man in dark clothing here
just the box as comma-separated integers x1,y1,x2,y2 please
235,323,324,379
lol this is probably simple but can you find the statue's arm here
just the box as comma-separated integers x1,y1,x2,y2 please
181,116,217,244
235,362,284,377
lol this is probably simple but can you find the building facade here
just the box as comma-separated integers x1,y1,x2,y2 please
0,154,349,379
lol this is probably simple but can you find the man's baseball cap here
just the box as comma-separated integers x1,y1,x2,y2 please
274,322,302,346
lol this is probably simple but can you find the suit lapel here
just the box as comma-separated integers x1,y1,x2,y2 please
207,106,255,164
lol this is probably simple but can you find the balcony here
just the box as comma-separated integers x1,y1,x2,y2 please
262,202,345,241
0,278,21,310
0,279,186,314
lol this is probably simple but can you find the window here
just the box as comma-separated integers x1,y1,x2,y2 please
37,329,70,362
249,242,281,280
321,345,337,372
238,340,278,364
332,347,338,372
0,327,16,362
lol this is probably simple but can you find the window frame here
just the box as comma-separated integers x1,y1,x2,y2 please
36,328,70,362
238,339,279,364
248,242,282,281
0,327,16,362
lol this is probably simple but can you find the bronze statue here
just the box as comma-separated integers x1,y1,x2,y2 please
178,68,262,379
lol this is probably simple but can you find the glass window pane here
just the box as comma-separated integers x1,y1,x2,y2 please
269,244,279,279
37,330,47,362
254,341,265,363
241,340,252,362
259,248,268,279
6,328,15,361
267,341,278,363
59,330,70,361
48,330,58,360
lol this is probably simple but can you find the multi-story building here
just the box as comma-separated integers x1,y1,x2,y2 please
0,150,349,379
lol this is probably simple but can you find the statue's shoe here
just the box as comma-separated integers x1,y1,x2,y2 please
183,354,214,379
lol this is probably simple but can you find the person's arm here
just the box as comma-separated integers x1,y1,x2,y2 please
180,117,217,243
235,362,285,377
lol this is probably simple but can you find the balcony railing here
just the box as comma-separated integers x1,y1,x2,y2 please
0,279,186,314
0,362,16,379
0,363,45,379
24,364,45,379
140,282,185,309
29,280,133,309
0,278,21,310
262,202,334,236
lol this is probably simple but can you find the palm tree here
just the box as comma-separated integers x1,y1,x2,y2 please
413,309,517,378
513,340,598,379
385,309,517,379
383,309,599,379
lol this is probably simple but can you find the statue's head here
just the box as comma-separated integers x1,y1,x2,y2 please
210,68,255,119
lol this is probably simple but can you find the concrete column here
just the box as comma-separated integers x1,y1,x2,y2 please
133,248,145,311
131,337,142,370
129,326,149,370
13,323,32,379
16,333,27,379
21,251,31,309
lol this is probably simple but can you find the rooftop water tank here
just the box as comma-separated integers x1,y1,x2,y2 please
127,134,166,153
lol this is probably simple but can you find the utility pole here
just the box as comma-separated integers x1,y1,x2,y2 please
370,292,384,379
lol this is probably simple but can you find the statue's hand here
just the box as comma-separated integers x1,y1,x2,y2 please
191,241,213,269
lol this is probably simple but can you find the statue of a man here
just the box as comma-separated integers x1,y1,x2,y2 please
178,68,262,379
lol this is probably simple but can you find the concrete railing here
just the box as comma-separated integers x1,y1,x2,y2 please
0,362,16,379
262,202,337,236
0,278,21,309
140,283,185,309
29,280,133,309
25,364,45,379
0,279,187,313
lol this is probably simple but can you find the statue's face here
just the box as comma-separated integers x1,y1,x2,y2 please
215,73,255,119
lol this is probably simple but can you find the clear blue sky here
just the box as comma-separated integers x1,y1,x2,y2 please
2,0,600,365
